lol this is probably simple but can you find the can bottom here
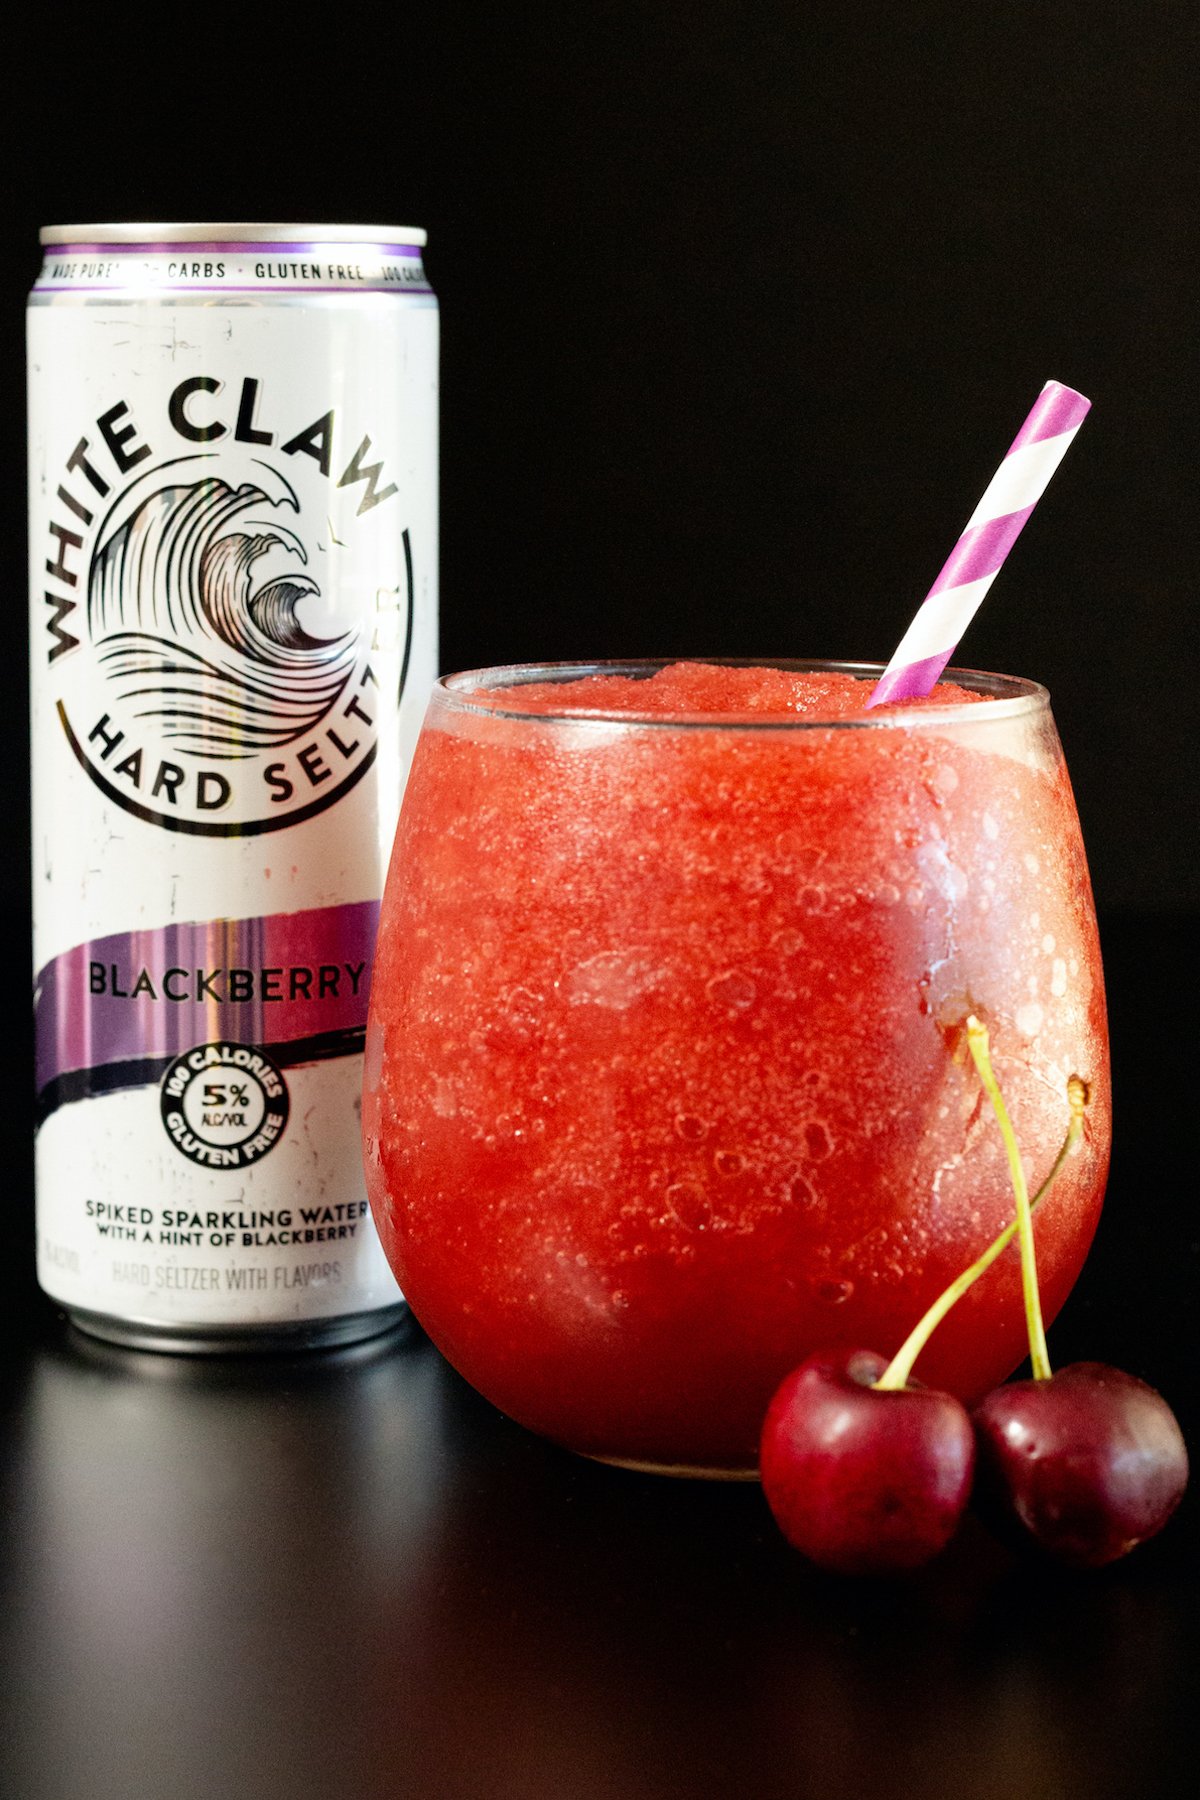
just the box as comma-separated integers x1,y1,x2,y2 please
63,1301,412,1357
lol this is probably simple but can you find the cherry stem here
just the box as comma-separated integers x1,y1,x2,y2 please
873,1057,1088,1393
965,1014,1052,1380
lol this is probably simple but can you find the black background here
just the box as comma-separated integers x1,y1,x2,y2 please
0,10,1197,1796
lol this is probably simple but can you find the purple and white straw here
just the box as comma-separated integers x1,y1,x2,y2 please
866,380,1091,707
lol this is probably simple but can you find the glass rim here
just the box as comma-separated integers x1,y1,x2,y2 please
434,659,1050,730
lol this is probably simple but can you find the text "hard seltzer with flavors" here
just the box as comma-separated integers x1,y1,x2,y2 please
28,223,438,1349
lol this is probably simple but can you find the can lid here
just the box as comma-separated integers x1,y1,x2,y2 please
39,222,427,247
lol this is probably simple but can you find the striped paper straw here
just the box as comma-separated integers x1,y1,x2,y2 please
866,380,1091,707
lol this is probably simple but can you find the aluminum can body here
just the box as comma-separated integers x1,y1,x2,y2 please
28,224,438,1350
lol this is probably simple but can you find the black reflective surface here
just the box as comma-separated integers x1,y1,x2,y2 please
2,916,1196,1800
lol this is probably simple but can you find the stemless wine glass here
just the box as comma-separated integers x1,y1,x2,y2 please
362,661,1110,1477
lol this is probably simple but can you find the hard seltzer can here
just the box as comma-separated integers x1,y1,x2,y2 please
28,224,438,1350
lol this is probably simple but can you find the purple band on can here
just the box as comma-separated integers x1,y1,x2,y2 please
45,241,425,256
34,898,380,1101
36,285,434,296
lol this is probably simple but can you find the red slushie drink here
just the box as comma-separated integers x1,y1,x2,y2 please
363,662,1109,1474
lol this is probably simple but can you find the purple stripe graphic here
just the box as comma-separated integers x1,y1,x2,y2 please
868,652,953,707
34,899,380,1097
1007,381,1092,452
926,504,1036,597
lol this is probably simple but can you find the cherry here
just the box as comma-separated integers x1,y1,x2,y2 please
962,1020,1189,1564
759,1347,975,1574
973,1362,1189,1567
758,1023,1187,1575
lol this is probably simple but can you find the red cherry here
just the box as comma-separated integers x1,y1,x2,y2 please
759,1347,975,1575
973,1362,1189,1568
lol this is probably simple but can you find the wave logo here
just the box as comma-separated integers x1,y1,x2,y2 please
53,452,410,835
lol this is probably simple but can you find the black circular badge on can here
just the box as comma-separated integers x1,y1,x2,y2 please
160,1043,290,1169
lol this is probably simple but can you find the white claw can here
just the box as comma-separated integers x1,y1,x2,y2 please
28,223,438,1351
